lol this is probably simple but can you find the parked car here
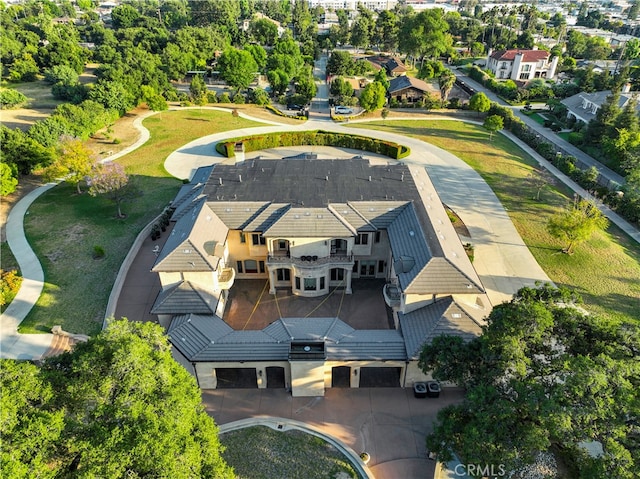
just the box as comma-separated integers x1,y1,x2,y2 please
335,106,353,114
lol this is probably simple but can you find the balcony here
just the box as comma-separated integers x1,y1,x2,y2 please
383,283,401,308
217,267,236,290
267,254,353,267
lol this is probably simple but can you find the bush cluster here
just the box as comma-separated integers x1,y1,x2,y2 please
217,130,410,160
0,270,22,307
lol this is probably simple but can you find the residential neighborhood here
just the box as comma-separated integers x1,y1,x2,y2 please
1,1,639,478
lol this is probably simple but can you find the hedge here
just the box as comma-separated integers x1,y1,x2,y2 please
216,130,411,160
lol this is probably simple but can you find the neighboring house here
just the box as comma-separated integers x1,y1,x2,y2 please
241,12,286,37
388,76,431,103
152,157,488,397
561,88,639,124
330,76,369,97
486,48,559,81
384,57,408,76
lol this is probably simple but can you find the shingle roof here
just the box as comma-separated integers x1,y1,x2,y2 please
349,201,409,228
490,49,550,62
151,281,220,315
152,202,228,272
207,201,270,229
399,297,483,359
264,207,355,237
385,57,407,73
243,203,291,232
388,76,430,94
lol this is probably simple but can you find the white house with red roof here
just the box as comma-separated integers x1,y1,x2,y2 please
486,48,559,81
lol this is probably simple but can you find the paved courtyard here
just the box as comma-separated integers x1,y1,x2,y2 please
224,279,392,330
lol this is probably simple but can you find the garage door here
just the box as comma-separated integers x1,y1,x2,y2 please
359,367,401,388
266,366,285,388
216,368,258,389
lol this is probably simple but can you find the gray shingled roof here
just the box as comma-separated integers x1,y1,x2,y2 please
560,90,637,124
264,207,355,237
244,203,291,232
387,203,432,289
171,183,206,217
349,201,410,228
153,202,228,272
407,257,484,294
190,165,215,184
388,76,430,94
208,201,270,229
151,281,220,315
328,203,376,232
399,297,483,360
168,315,410,362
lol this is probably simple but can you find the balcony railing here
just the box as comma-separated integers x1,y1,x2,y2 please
383,283,401,308
267,254,353,267
217,267,236,290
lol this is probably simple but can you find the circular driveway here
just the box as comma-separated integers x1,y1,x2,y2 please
165,116,550,307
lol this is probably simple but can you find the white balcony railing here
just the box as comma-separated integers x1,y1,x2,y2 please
217,267,236,289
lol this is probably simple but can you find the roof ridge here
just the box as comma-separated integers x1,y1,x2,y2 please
327,204,359,234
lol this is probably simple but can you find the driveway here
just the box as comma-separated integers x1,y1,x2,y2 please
203,386,466,479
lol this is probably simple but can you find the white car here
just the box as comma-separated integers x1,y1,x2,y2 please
334,106,353,114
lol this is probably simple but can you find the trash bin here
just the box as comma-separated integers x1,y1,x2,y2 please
413,382,427,398
427,381,441,398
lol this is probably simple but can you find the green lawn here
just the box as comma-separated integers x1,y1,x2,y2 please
353,120,640,324
20,109,261,335
221,426,359,479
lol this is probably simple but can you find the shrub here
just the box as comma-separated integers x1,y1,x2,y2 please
0,270,22,307
218,92,231,103
0,88,28,109
233,93,245,104
92,245,105,259
207,91,218,103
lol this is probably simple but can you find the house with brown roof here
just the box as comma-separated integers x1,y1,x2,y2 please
384,57,408,76
487,48,559,81
152,157,487,396
388,76,432,103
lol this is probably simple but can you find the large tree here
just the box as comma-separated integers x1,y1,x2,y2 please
420,285,639,477
359,81,387,112
437,70,456,106
547,198,609,254
468,91,490,116
88,161,139,218
217,48,258,93
2,320,235,478
42,137,95,194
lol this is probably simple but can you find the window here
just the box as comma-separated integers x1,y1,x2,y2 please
239,232,246,243
355,233,368,245
320,277,325,290
295,276,301,289
276,269,290,281
378,260,385,273
304,278,316,291
330,268,344,281
375,231,381,243
252,233,266,245
353,261,358,273
278,240,287,249
244,259,258,273
236,261,243,273
259,261,265,273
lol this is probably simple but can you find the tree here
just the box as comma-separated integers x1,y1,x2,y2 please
327,50,354,76
250,18,278,46
88,162,139,218
547,198,609,254
217,48,258,93
437,70,456,106
359,81,387,112
1,359,65,478
374,68,390,91
629,0,640,20
2,320,235,478
420,285,639,477
42,137,95,194
267,68,290,97
483,114,503,140
0,162,18,196
189,74,208,105
111,3,140,28
468,91,490,116
374,9,399,53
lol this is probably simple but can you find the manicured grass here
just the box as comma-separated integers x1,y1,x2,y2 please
220,426,359,479
20,109,261,335
353,120,640,324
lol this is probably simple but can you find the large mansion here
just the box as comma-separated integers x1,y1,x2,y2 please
151,156,489,396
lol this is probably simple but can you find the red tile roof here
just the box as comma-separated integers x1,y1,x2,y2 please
490,49,550,63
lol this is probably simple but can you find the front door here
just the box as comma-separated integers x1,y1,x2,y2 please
359,260,376,277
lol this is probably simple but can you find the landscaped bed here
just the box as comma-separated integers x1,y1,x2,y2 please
220,426,360,479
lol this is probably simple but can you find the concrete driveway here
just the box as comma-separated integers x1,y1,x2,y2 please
203,386,465,479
